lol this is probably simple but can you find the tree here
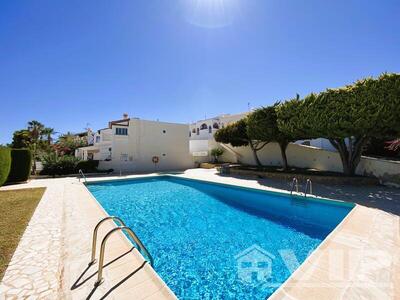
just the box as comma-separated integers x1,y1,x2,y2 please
42,127,56,145
247,104,294,170
277,73,400,176
215,118,267,166
57,132,88,155
210,148,224,163
27,120,45,174
27,120,44,141
11,130,32,148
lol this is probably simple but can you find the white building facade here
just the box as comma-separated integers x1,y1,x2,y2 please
189,112,248,163
76,115,193,173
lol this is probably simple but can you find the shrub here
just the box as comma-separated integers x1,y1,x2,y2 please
7,149,32,183
0,147,11,186
76,160,99,173
363,137,400,158
40,153,80,176
210,148,224,163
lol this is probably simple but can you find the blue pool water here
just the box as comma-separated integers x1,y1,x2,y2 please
87,176,353,299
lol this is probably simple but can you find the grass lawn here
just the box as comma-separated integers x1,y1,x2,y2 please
0,188,45,280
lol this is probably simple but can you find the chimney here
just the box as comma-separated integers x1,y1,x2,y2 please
123,113,129,120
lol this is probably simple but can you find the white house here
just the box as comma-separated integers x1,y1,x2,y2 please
235,244,275,284
295,138,336,151
75,114,193,173
75,128,112,161
189,112,249,162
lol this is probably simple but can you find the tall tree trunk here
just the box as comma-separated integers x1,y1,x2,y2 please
329,137,367,176
278,141,289,170
31,143,37,175
249,141,262,167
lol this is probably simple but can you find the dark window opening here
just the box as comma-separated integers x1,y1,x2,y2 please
115,128,128,135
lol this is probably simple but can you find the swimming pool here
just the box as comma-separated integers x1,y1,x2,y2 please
87,176,354,299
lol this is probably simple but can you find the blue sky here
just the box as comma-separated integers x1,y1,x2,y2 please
0,0,399,144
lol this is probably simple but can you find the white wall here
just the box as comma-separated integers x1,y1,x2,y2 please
357,157,400,186
220,142,400,185
100,119,193,173
220,143,343,172
295,138,336,152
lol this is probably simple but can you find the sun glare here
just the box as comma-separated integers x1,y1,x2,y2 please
182,0,240,28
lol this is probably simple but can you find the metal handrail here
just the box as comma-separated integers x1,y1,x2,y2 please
95,226,154,286
78,169,87,183
304,179,313,197
290,177,299,196
90,216,126,265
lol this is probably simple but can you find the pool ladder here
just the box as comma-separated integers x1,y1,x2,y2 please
78,169,87,183
90,216,154,286
290,177,313,197
290,177,299,195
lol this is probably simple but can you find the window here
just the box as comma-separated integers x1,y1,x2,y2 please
208,125,212,133
200,123,208,130
192,128,196,133
95,136,100,143
196,128,199,135
115,127,128,135
189,131,191,137
120,154,128,161
213,122,219,129
163,130,166,133
257,261,268,268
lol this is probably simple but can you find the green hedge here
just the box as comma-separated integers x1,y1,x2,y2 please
0,147,11,186
7,149,32,183
76,160,99,173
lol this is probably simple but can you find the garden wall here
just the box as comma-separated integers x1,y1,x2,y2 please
357,157,400,187
220,143,400,186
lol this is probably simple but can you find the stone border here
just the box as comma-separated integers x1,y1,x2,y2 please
229,167,380,185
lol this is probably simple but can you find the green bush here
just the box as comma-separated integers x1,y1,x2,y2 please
7,149,32,183
0,147,11,186
40,153,80,176
210,148,224,163
76,160,99,173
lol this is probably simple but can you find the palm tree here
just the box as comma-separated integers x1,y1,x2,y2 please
27,120,44,174
27,120,44,141
42,127,56,145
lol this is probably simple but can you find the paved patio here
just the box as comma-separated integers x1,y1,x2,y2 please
0,168,399,299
